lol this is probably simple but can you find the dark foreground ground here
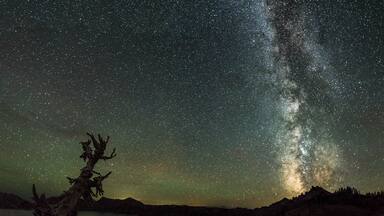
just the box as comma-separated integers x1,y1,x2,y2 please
2,186,384,216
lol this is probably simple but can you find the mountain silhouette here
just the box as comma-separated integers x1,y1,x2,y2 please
2,186,384,216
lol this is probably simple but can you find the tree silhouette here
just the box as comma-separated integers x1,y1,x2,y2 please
335,187,360,196
32,133,116,216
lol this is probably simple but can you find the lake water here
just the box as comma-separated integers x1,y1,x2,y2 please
0,210,129,216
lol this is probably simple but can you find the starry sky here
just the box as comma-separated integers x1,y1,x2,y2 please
0,0,383,208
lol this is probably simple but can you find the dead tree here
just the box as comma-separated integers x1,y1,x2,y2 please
32,133,116,216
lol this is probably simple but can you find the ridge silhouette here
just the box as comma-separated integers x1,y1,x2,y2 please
2,186,384,216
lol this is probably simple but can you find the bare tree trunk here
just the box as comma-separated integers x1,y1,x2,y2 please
32,133,116,216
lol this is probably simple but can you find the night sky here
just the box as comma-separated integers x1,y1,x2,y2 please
0,0,383,208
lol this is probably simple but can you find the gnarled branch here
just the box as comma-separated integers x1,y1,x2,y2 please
90,171,112,197
101,148,116,160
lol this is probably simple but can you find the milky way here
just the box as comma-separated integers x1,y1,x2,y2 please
261,0,343,194
0,0,383,208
